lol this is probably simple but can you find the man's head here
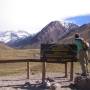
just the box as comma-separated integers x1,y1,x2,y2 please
75,33,80,38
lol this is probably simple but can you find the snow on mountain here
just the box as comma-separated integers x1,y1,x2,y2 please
0,31,30,43
15,30,30,38
60,20,78,30
0,21,79,48
22,21,79,48
59,21,79,38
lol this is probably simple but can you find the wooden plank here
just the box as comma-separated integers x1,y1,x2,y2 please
27,62,30,79
0,59,41,63
41,44,77,63
65,62,68,78
70,62,74,81
42,62,46,83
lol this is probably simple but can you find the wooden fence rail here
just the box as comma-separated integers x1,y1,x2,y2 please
0,59,74,83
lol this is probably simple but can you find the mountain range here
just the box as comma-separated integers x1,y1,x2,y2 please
60,23,90,44
0,30,30,43
0,21,90,49
22,21,79,48
23,21,90,49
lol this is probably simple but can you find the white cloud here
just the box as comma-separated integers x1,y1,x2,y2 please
0,0,90,33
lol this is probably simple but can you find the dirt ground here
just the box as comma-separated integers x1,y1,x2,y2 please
0,72,75,90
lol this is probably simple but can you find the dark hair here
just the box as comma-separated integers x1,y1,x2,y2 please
75,33,80,38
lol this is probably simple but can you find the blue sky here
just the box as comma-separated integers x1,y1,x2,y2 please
65,15,90,26
0,0,90,34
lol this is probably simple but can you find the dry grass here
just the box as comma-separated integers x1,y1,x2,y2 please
0,63,26,76
0,48,40,76
0,48,90,76
0,62,90,76
0,49,40,60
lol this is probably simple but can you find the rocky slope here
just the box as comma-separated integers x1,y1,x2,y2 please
59,23,90,44
23,21,78,48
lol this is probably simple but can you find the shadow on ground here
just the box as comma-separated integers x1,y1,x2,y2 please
13,82,49,90
2,82,50,90
0,82,73,90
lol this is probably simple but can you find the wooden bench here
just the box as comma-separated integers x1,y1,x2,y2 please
40,44,77,82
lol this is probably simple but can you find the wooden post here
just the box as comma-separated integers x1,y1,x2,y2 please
70,62,74,81
27,62,30,79
42,62,46,84
65,62,67,78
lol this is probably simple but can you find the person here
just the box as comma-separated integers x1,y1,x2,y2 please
74,33,89,76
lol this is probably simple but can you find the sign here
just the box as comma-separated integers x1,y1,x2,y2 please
41,44,77,63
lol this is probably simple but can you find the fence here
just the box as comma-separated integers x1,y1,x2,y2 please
0,47,90,85
0,59,75,83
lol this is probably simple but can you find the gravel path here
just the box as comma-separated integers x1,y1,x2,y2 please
0,73,73,90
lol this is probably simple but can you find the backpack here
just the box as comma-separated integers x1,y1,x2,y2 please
82,40,89,50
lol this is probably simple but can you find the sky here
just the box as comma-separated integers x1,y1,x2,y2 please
65,15,90,25
0,0,90,34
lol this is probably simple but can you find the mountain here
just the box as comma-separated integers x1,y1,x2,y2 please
6,21,90,49
59,23,90,44
0,42,13,50
0,31,30,43
21,21,78,48
7,35,34,48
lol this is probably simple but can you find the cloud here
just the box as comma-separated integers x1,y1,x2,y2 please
0,0,90,33
65,14,90,25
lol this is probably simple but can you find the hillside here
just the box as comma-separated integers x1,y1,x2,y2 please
7,35,33,48
23,21,78,48
59,23,90,44
0,43,40,60
0,42,13,50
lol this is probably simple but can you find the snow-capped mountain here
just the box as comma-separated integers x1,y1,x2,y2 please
6,21,79,48
0,31,30,43
0,21,79,48
21,21,79,48
60,21,78,30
